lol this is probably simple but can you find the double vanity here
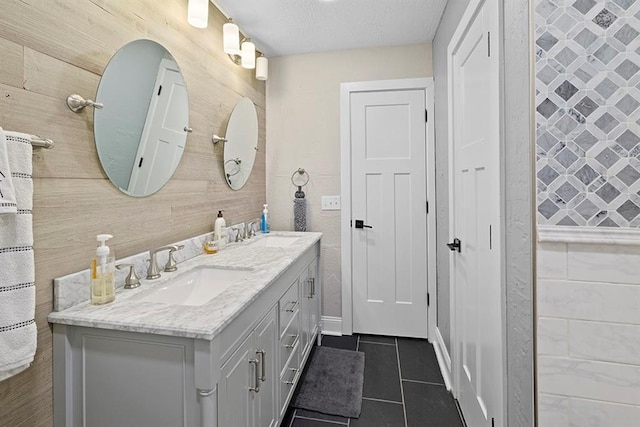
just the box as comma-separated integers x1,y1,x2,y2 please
49,232,322,427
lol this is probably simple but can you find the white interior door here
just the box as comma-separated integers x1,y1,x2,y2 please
449,0,503,426
129,58,188,195
350,88,429,338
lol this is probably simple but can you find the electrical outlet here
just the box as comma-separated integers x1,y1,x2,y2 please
321,196,341,210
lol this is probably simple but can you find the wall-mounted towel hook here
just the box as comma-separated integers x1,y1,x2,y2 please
66,94,104,112
212,134,227,144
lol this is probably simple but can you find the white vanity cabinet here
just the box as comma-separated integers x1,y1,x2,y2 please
299,258,320,358
51,238,321,427
218,306,277,427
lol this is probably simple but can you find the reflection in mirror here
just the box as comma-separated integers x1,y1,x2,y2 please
223,97,258,190
94,39,190,197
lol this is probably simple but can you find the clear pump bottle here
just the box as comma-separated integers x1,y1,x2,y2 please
261,204,270,234
91,234,116,305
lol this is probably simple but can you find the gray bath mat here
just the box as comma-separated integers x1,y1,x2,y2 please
291,346,365,418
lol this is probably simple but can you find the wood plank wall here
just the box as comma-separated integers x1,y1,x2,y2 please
0,1,266,425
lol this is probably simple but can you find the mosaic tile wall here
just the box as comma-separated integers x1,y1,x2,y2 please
536,0,640,227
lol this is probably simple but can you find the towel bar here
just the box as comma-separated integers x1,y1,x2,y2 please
31,136,55,150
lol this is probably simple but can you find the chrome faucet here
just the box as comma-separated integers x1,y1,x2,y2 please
147,245,183,279
163,245,185,272
229,225,244,243
246,219,261,238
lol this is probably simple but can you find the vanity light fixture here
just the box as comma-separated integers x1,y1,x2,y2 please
187,0,208,29
223,19,241,54
223,18,268,80
241,38,256,69
256,54,268,81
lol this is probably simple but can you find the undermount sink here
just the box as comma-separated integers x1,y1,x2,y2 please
137,267,251,306
249,235,300,247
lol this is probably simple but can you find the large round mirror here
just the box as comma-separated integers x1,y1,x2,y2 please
94,39,189,197
223,97,258,190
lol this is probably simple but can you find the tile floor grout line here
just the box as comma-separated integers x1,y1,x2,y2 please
357,340,397,346
401,378,447,387
294,415,349,425
395,337,409,427
362,396,404,405
288,409,297,427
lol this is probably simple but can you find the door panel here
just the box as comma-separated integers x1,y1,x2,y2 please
219,336,253,427
129,58,187,195
254,307,277,427
351,89,428,338
450,0,503,425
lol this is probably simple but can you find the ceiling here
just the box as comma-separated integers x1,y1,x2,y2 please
210,0,449,57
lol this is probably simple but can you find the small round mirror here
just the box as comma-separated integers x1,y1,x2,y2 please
223,97,258,190
94,39,190,197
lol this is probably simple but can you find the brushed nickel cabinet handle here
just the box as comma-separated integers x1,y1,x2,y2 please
257,349,266,382
284,300,299,313
285,334,299,349
284,367,299,385
249,358,260,393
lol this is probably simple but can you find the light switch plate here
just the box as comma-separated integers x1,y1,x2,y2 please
321,196,341,210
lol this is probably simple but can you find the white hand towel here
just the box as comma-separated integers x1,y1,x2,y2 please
0,131,36,382
0,127,17,214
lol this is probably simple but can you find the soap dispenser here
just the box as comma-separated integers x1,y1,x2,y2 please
90,234,116,305
214,210,227,249
261,204,270,234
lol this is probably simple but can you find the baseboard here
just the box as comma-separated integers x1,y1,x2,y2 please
321,316,342,336
433,327,453,391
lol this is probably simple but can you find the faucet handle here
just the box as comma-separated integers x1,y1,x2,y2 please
247,220,260,238
232,226,243,242
116,263,141,289
164,245,185,272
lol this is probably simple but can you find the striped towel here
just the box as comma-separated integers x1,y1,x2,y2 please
0,130,36,382
0,127,17,214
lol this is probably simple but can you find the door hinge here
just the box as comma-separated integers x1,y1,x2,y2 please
427,293,430,306
138,157,144,167
426,201,429,214
488,32,491,57
425,109,428,123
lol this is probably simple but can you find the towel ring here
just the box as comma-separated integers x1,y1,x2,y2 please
291,168,309,189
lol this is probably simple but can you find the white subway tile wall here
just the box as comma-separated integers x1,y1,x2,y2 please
537,241,640,424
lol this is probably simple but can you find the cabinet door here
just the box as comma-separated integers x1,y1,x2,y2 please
299,258,320,359
219,335,256,427
308,258,320,340
299,268,312,357
253,306,278,427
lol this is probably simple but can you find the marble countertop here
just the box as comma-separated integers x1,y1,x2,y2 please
48,232,322,340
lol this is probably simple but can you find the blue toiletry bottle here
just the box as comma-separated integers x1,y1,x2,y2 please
261,204,270,233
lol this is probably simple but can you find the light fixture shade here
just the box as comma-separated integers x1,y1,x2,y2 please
223,20,241,55
187,0,208,29
256,56,268,80
241,39,256,69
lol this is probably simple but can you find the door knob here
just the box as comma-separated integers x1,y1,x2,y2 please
354,219,372,229
447,238,462,253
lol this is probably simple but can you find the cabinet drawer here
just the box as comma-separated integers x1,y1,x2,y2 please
279,280,299,338
279,341,301,416
279,310,300,376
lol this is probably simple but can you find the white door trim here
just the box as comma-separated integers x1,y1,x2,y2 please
340,78,436,339
447,0,507,422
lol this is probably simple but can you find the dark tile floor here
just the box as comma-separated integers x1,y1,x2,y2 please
282,334,466,427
